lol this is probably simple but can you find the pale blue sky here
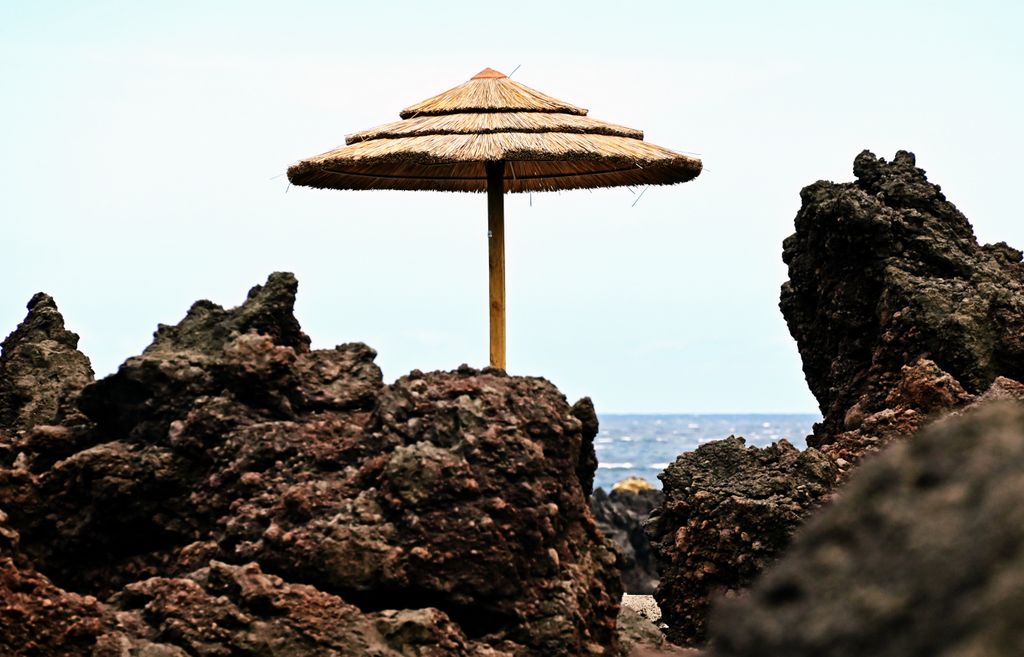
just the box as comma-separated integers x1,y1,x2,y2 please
2,1,1021,413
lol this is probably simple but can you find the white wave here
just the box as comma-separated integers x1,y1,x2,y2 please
599,462,635,469
648,463,670,470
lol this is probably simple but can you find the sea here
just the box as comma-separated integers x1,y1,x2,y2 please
592,414,821,491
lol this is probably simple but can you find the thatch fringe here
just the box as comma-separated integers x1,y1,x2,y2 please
288,157,701,193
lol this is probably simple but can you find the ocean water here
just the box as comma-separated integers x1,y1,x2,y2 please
592,414,821,491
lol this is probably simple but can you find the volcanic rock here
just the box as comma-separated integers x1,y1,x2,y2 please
781,150,1024,463
709,402,1024,657
645,437,835,645
644,150,1024,648
0,534,497,657
616,604,702,657
0,293,93,431
572,397,600,495
103,560,493,657
592,478,663,594
0,509,114,657
0,273,621,656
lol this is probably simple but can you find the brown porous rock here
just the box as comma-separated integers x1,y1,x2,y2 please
645,438,835,645
0,273,621,657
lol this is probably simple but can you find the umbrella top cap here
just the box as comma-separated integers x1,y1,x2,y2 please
471,68,507,80
398,70,588,119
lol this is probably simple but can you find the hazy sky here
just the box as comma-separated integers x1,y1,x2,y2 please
2,1,1022,413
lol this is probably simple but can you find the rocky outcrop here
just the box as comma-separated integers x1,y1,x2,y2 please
645,438,835,645
592,478,663,594
781,150,1024,465
0,293,93,431
709,402,1024,657
0,274,621,657
643,150,1024,648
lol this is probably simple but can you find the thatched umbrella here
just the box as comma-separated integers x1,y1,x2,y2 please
288,68,701,369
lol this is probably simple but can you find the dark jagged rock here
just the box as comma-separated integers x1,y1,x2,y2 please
645,438,835,645
709,402,1024,657
572,397,600,495
781,150,1024,464
0,293,94,431
77,272,320,443
643,150,1024,648
0,273,620,657
592,478,663,594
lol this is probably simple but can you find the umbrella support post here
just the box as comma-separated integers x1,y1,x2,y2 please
486,161,506,370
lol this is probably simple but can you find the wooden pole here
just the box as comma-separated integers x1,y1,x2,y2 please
486,161,506,369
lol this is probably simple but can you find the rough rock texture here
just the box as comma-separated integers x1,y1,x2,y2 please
616,605,701,657
0,273,621,656
0,293,94,431
0,524,489,657
592,481,663,594
710,402,1024,657
103,560,491,657
781,150,1024,465
645,438,835,645
0,509,116,657
643,150,1024,649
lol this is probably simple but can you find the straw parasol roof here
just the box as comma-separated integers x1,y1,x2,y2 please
287,68,702,193
287,68,702,370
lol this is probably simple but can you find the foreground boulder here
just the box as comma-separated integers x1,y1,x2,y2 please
645,438,835,645
0,273,620,656
710,402,1024,657
781,150,1024,465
